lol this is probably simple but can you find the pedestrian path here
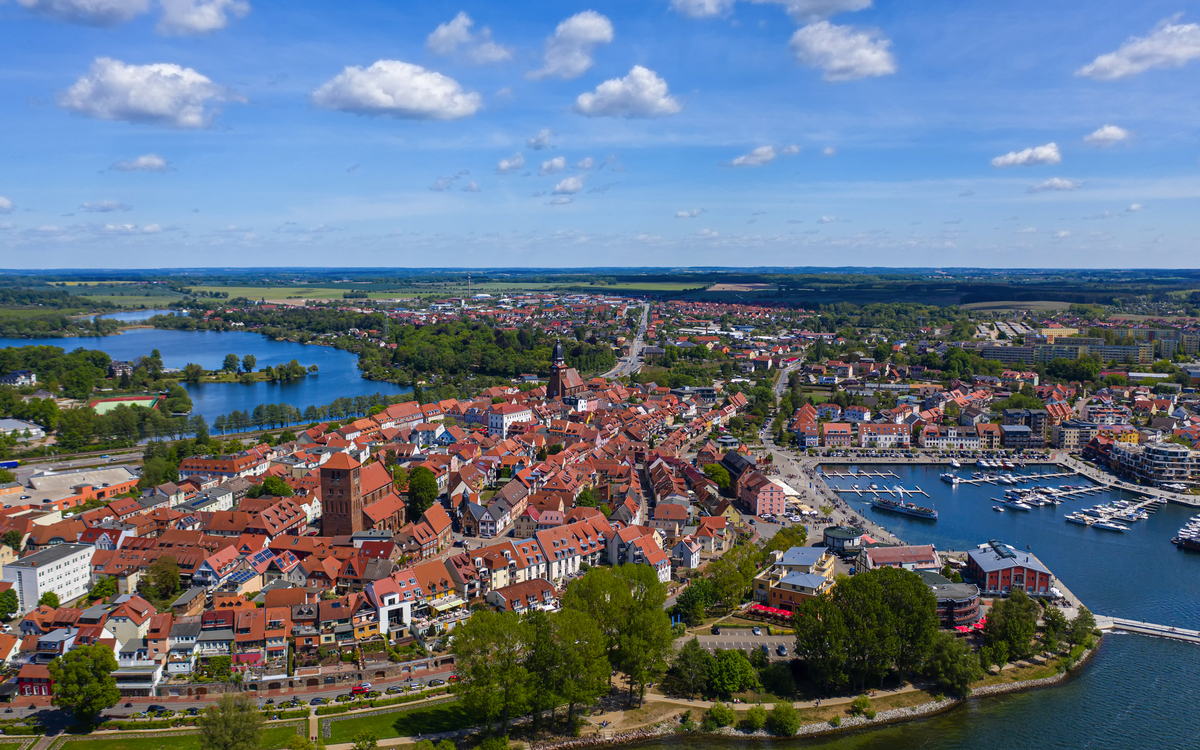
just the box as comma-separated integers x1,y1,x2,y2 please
1096,616,1200,644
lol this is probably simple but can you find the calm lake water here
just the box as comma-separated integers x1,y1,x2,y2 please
0,327,411,422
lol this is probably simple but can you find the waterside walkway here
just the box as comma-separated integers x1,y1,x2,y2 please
1096,616,1200,644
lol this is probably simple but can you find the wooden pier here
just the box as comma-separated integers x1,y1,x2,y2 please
831,485,930,499
820,469,901,480
951,470,1079,487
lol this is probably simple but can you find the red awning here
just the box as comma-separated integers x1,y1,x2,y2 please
955,625,970,633
234,653,261,664
749,604,792,616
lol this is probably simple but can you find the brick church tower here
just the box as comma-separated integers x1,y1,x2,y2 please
320,453,364,536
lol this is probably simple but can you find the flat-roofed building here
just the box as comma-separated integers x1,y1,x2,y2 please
1,543,94,615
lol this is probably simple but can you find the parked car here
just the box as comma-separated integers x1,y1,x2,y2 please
386,686,403,694
310,697,326,706
711,626,720,635
777,644,788,657
428,679,446,686
752,627,762,636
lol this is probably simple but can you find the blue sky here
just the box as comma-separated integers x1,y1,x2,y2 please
2,0,1200,269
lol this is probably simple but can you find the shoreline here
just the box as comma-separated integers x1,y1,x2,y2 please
531,644,1101,750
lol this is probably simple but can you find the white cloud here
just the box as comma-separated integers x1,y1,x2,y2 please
1077,17,1200,80
698,228,719,238
526,128,554,150
1127,203,1143,212
81,200,133,212
426,12,512,64
576,156,595,170
676,208,704,218
312,60,481,120
1028,177,1081,192
1017,226,1038,233
529,10,614,80
0,197,12,214
548,196,573,205
14,0,149,26
430,176,455,191
669,0,871,22
790,21,896,81
158,0,249,35
731,145,777,167
538,156,567,176
822,146,837,156
463,180,481,193
1083,124,1130,145
99,222,161,234
552,176,585,194
111,153,171,172
58,57,232,128
495,153,525,175
1053,230,1072,239
817,215,837,223
990,142,1061,168
781,144,800,155
573,66,682,118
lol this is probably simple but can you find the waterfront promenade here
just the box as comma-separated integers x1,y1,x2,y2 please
1095,616,1200,644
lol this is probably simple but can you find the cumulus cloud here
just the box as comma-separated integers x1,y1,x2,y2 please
526,128,554,150
495,153,525,175
463,180,481,192
548,196,573,205
58,57,232,128
552,176,585,194
430,176,456,191
426,11,512,64
99,222,162,234
573,66,682,118
780,144,800,155
669,0,871,22
817,215,837,223
576,156,595,170
1127,203,1143,212
698,228,719,238
0,197,12,213
676,208,704,218
1083,124,1130,145
529,10,614,80
1028,177,1081,192
312,60,481,120
731,145,777,167
81,200,132,212
13,0,150,26
538,156,567,176
1076,17,1200,80
111,153,171,172
1053,230,1072,239
790,21,896,81
990,142,1061,168
158,0,249,35
822,146,837,156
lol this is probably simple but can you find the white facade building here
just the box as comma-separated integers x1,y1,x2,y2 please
1,543,94,615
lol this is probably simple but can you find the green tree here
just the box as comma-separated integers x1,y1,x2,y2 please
183,363,205,384
706,702,736,727
48,644,120,724
671,637,713,698
2,529,22,552
767,702,801,737
984,589,1039,659
351,732,378,750
407,466,439,516
452,609,531,732
242,354,257,373
89,576,117,602
196,693,264,750
554,608,612,728
707,649,758,697
223,353,241,373
0,589,18,620
248,475,294,498
702,463,730,492
562,567,630,675
1068,607,1096,646
38,591,60,609
761,526,808,556
62,366,96,400
875,567,938,680
925,631,982,696
743,704,768,731
575,487,598,507
673,578,714,626
149,555,180,598
613,564,675,707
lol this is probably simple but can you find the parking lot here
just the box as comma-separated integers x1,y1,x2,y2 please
694,633,793,661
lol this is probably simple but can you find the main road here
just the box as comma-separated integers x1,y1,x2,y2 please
602,301,650,379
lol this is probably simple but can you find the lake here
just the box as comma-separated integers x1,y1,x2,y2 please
0,327,411,422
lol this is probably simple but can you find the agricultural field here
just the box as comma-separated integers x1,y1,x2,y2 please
960,300,1072,312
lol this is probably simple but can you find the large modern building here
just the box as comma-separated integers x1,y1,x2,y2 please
965,540,1053,595
1,544,94,615
1108,442,1199,488
752,546,835,611
917,570,981,627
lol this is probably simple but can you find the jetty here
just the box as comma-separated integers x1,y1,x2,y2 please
1096,616,1200,645
952,470,1078,486
832,485,930,499
821,469,901,480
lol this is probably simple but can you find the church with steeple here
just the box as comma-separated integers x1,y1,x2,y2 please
547,340,585,399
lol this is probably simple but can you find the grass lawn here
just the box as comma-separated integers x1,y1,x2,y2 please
596,282,705,292
327,701,468,743
730,687,941,725
971,659,1060,688
53,724,300,750
78,295,184,308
